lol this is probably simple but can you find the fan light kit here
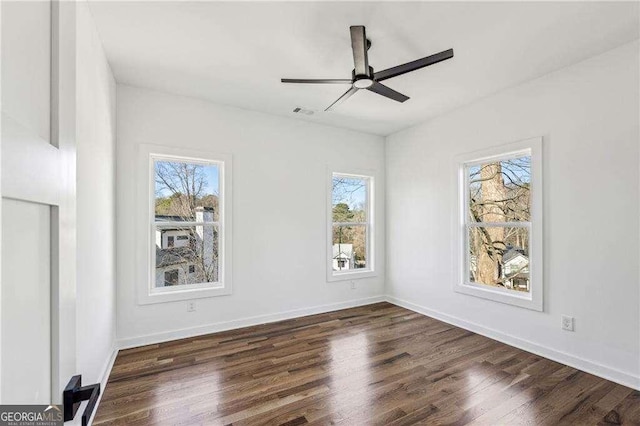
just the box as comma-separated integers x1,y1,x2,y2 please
353,78,373,89
282,25,454,111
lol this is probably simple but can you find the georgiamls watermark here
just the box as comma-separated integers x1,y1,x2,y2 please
0,405,63,426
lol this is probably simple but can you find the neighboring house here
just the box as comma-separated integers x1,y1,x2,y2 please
468,247,529,291
156,228,190,249
155,214,191,249
333,243,355,271
155,246,198,286
501,247,529,291
155,207,217,286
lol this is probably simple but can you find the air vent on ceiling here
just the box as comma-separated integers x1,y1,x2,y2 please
293,107,314,116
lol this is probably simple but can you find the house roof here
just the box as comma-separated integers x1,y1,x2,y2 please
156,246,197,268
155,215,187,222
333,243,353,259
503,248,528,264
157,227,189,233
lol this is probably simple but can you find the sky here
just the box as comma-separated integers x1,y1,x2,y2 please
155,160,219,198
468,156,531,185
332,176,367,211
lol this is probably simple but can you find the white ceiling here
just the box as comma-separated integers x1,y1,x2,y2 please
88,1,639,136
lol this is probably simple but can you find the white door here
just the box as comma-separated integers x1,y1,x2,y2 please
0,0,76,404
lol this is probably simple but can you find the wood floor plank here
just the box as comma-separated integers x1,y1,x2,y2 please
94,302,638,425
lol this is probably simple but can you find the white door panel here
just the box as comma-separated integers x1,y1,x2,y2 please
1,0,51,144
1,0,54,403
0,0,76,404
1,114,60,206
1,199,50,404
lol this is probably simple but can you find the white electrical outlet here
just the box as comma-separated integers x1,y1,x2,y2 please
187,301,196,312
350,281,356,290
561,315,574,331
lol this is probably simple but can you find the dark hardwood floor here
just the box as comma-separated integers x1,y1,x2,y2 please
94,302,639,425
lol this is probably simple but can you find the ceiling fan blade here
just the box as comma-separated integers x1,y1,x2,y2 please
325,86,358,111
374,48,454,82
367,81,409,103
350,26,369,76
281,78,352,84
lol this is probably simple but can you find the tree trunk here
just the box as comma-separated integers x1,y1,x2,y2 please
476,162,506,285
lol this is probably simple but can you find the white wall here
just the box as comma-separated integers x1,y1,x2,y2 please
386,41,639,388
116,85,385,345
75,2,117,384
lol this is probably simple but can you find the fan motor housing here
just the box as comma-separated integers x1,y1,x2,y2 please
352,66,375,81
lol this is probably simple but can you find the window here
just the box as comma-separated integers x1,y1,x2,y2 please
328,171,375,281
153,158,221,290
137,144,232,304
164,270,178,286
455,137,542,311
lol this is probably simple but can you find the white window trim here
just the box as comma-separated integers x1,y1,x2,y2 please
327,168,376,282
454,137,543,311
136,144,233,304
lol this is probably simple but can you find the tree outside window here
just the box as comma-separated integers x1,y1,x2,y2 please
467,155,531,292
331,174,371,273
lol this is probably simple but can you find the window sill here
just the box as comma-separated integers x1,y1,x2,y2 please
138,284,231,305
327,269,377,283
454,281,542,311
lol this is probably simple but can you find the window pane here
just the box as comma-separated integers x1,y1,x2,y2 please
155,224,219,287
155,160,220,222
332,225,367,271
468,155,530,223
468,226,529,292
332,175,368,223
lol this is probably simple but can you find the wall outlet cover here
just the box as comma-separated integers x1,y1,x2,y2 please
561,315,574,331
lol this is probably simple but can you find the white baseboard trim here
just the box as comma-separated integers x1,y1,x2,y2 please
82,345,118,426
117,295,386,350
385,295,640,391
98,345,118,390
112,294,638,392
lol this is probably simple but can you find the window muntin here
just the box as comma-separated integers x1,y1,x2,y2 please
464,153,532,293
331,173,372,275
152,157,223,291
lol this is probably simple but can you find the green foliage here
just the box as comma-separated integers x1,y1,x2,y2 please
155,192,219,219
333,203,354,222
155,197,174,216
332,203,366,264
